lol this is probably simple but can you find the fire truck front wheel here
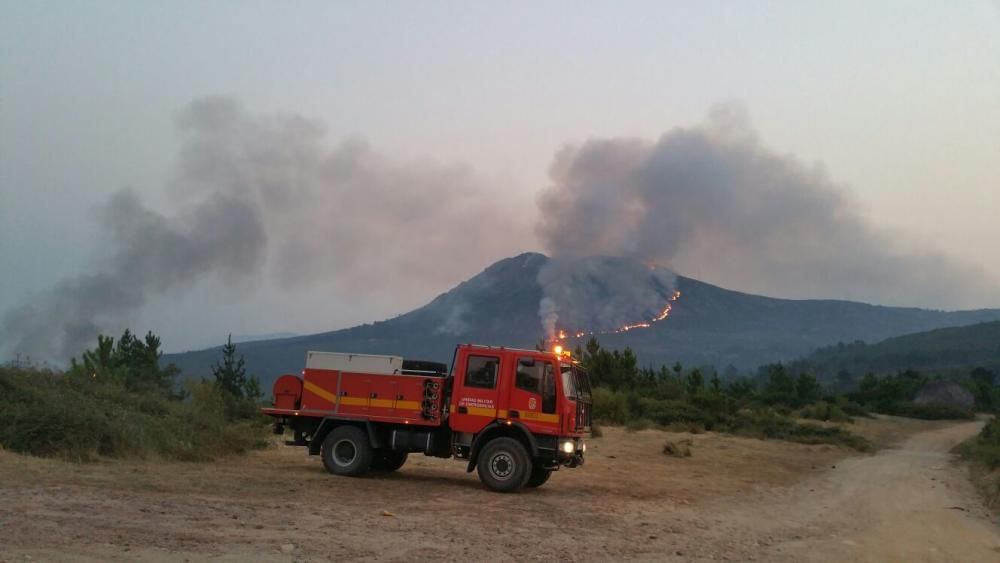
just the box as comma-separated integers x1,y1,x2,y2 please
477,437,532,493
525,465,552,488
321,426,374,477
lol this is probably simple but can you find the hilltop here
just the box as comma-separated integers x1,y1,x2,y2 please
788,321,1000,381
164,253,1000,386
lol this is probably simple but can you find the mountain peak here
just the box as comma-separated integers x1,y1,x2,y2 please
165,253,1000,386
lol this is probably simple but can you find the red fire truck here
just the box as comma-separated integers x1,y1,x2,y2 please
263,344,592,492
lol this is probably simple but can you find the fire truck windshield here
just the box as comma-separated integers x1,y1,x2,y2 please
560,363,592,401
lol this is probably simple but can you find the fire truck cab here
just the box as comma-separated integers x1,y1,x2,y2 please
263,344,592,492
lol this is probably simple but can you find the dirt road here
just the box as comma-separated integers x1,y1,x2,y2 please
665,420,1000,561
1,418,997,561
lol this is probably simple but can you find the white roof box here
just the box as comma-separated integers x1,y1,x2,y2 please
305,351,404,375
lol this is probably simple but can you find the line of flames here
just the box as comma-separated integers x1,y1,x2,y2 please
557,290,682,342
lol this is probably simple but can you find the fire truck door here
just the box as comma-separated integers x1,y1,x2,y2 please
508,356,560,435
449,353,502,434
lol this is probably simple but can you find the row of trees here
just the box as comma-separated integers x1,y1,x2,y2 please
69,329,179,392
69,330,262,408
573,337,989,431
575,337,824,410
571,338,872,449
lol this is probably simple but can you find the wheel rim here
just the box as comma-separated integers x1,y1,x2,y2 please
489,451,515,481
333,439,357,466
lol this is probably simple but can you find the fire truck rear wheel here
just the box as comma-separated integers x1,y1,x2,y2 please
525,465,552,488
477,437,532,493
321,426,373,477
371,450,408,472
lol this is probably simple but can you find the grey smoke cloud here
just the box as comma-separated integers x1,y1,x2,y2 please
2,97,528,361
536,103,999,311
537,256,677,338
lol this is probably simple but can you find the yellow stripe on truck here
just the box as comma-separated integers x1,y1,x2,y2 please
464,406,497,417
519,411,560,424
304,380,337,403
303,381,365,407
303,381,424,410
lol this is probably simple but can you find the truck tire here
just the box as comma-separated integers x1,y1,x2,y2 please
321,426,373,477
476,437,532,493
372,450,408,472
525,465,552,488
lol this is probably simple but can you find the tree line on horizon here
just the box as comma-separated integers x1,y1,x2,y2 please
571,336,995,447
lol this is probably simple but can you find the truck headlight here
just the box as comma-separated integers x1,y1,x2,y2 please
581,441,586,453
561,441,575,454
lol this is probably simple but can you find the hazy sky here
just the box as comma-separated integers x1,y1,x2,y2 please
2,1,999,356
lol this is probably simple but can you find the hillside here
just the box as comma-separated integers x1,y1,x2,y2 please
164,252,1000,387
788,321,1000,380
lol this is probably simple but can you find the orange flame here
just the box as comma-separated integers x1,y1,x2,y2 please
557,289,682,338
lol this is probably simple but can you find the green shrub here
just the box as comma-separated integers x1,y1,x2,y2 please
590,424,603,438
0,368,269,461
838,400,871,418
725,409,872,451
592,388,630,424
798,401,853,423
634,398,718,429
961,418,1000,470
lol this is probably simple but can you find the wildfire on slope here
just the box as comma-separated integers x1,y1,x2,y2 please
555,290,682,348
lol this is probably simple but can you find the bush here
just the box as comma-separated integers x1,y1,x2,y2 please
798,401,853,423
0,368,269,461
725,409,872,451
634,398,718,429
960,418,1000,470
957,417,1000,511
663,439,693,457
590,424,603,438
592,388,630,424
838,400,871,418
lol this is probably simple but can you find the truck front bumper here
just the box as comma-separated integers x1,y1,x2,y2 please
556,437,586,466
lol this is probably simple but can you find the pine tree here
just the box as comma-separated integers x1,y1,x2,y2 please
686,368,704,396
140,331,179,391
212,334,248,398
709,372,723,394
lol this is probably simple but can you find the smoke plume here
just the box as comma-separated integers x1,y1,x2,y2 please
537,257,676,337
2,97,528,361
536,103,998,320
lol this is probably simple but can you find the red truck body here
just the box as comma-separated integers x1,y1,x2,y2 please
263,344,592,492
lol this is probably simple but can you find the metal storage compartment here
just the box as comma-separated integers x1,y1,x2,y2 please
305,351,404,375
